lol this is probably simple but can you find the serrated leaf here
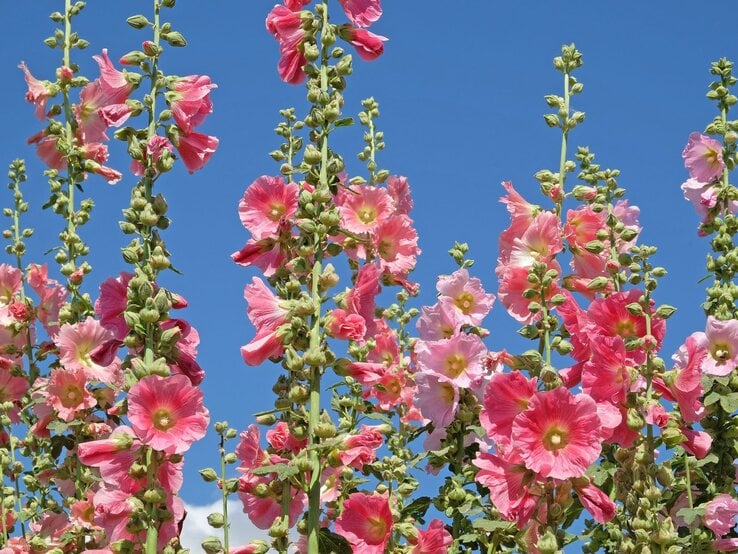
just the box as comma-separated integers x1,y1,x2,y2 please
318,528,352,554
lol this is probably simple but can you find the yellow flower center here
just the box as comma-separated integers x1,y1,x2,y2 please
153,408,175,431
445,354,467,378
357,205,377,225
439,382,455,405
62,385,82,407
268,203,286,221
542,426,569,451
367,515,387,542
454,291,475,314
378,238,395,260
712,341,732,364
615,320,636,338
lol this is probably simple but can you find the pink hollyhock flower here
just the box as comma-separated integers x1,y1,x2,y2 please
414,373,459,429
411,519,452,554
168,75,217,135
581,336,631,404
340,425,384,469
513,387,602,480
56,317,120,384
340,26,387,61
327,308,366,341
78,426,144,493
284,0,311,9
715,538,738,552
93,486,140,544
655,336,707,423
0,264,22,303
473,450,538,526
161,318,206,385
338,185,394,234
335,492,393,554
346,263,381,336
500,181,537,223
501,211,563,269
683,132,724,183
84,159,122,184
705,494,738,537
374,214,420,277
695,316,738,376
27,131,64,170
266,421,306,454
437,268,495,326
46,367,96,422
387,175,413,215
417,302,463,341
266,5,307,84
241,277,288,365
415,333,486,387
681,426,712,459
231,234,289,277
94,272,133,340
575,482,616,523
645,404,669,428
239,175,298,239
496,263,560,324
481,371,538,446
127,374,209,454
19,61,52,120
175,131,219,173
130,135,174,176
338,0,382,27
0,369,28,405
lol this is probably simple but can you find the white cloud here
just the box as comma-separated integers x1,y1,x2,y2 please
180,499,269,552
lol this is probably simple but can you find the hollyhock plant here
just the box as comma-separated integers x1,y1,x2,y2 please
694,316,738,376
373,214,420,278
334,492,393,554
512,387,602,480
704,494,738,539
683,131,724,183
337,185,394,234
266,4,307,84
127,374,209,455
481,370,538,446
411,519,453,554
18,61,53,120
56,317,120,384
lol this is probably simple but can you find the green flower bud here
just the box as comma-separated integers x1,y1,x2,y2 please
207,512,224,528
199,468,218,482
201,536,223,554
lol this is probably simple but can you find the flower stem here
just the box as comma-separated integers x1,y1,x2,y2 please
220,433,230,553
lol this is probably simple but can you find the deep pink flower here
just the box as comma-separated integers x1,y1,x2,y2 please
705,494,738,537
175,131,219,173
496,263,560,324
340,425,383,469
437,268,495,326
266,5,307,84
681,426,712,459
576,483,616,523
46,367,96,422
373,214,419,277
241,277,288,365
327,308,366,341
127,374,209,454
581,336,631,404
513,387,602,480
131,135,174,176
338,0,382,27
169,75,217,135
94,272,133,340
0,369,28,405
27,131,64,170
655,336,707,423
231,234,289,277
19,61,51,120
335,492,393,554
481,371,538,446
341,26,387,61
683,132,724,183
239,175,298,239
411,519,452,554
473,450,538,526
266,421,306,454
345,263,381,337
78,426,143,492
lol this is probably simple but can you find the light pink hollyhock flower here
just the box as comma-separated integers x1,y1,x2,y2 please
513,387,602,480
239,175,298,239
338,0,382,27
334,492,393,554
0,264,21,304
46,368,96,422
94,272,133,340
387,175,413,215
437,268,495,326
500,181,537,224
581,336,631,404
575,482,616,524
340,26,387,61
338,185,394,234
411,519,452,554
326,308,366,341
415,333,486,387
414,373,459,429
695,316,738,376
503,211,563,269
683,132,724,183
168,75,217,135
232,224,291,277
19,61,52,120
241,277,288,365
27,130,64,170
481,371,538,446
715,537,738,552
374,214,420,277
0,369,29,405
705,494,738,537
236,425,269,471
94,49,134,96
417,302,464,341
175,131,219,173
656,336,707,423
28,263,67,336
681,426,712,459
127,374,209,454
473,450,538,526
56,317,120,384
340,425,384,469
130,135,174,176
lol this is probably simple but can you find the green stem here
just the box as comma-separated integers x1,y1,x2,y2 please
556,71,570,216
8,435,24,538
220,435,230,553
685,455,696,553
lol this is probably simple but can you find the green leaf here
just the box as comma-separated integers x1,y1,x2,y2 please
402,496,431,522
251,463,298,479
704,391,722,406
473,518,512,532
720,392,738,413
318,528,352,554
334,117,354,128
676,506,704,526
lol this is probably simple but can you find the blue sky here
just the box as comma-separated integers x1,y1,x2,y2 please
1,0,736,547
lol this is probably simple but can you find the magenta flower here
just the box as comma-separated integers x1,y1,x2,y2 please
46,368,96,422
341,26,387,61
266,5,307,84
683,132,724,183
241,277,288,365
168,75,217,135
437,268,495,326
340,425,383,469
338,0,382,27
238,175,298,240
18,61,52,120
705,494,738,537
175,131,219,173
335,492,393,554
581,335,631,404
127,374,209,454
575,482,616,524
512,387,602,480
